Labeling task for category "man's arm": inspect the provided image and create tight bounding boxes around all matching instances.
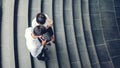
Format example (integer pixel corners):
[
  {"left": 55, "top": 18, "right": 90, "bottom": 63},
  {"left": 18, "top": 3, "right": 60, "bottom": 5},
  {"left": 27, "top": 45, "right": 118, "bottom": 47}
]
[
  {"left": 46, "top": 27, "right": 55, "bottom": 43},
  {"left": 51, "top": 35, "right": 55, "bottom": 43},
  {"left": 31, "top": 45, "right": 44, "bottom": 57},
  {"left": 46, "top": 19, "right": 53, "bottom": 29},
  {"left": 35, "top": 38, "right": 47, "bottom": 57},
  {"left": 31, "top": 39, "right": 47, "bottom": 57}
]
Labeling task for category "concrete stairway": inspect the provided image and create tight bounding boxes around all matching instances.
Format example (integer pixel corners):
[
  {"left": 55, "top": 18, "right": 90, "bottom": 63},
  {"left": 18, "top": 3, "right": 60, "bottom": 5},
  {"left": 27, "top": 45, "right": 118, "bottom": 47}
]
[{"left": 0, "top": 0, "right": 120, "bottom": 68}]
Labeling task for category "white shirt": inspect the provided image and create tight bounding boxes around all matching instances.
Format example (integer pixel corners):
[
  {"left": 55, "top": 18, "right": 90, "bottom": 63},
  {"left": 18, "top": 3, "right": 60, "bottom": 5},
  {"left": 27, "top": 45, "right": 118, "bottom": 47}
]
[
  {"left": 32, "top": 14, "right": 50, "bottom": 28},
  {"left": 25, "top": 27, "right": 43, "bottom": 57}
]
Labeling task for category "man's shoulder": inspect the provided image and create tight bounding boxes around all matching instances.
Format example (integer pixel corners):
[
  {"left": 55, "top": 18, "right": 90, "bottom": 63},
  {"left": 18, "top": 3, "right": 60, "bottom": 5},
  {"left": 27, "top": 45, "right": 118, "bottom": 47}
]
[
  {"left": 25, "top": 27, "right": 33, "bottom": 39},
  {"left": 25, "top": 27, "right": 33, "bottom": 33},
  {"left": 32, "top": 18, "right": 36, "bottom": 22},
  {"left": 25, "top": 27, "right": 33, "bottom": 30}
]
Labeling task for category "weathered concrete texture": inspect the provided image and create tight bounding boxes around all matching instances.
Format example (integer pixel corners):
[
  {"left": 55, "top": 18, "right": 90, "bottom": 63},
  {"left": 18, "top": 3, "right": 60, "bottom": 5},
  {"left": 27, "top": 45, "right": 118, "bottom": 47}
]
[
  {"left": 16, "top": 0, "right": 32, "bottom": 68},
  {"left": 29, "top": 0, "right": 41, "bottom": 23},
  {"left": 81, "top": 0, "right": 100, "bottom": 68},
  {"left": 1, "top": 0, "right": 15, "bottom": 68},
  {"left": 90, "top": 0, "right": 120, "bottom": 68},
  {"left": 53, "top": 0, "right": 71, "bottom": 68},
  {"left": 63, "top": 0, "right": 81, "bottom": 68},
  {"left": 0, "top": 0, "right": 120, "bottom": 68},
  {"left": 41, "top": 0, "right": 59, "bottom": 68}
]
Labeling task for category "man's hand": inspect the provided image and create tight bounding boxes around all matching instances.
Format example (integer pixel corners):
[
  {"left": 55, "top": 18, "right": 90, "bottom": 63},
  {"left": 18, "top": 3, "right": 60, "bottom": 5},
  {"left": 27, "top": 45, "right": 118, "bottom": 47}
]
[
  {"left": 46, "top": 19, "right": 53, "bottom": 29},
  {"left": 51, "top": 35, "right": 55, "bottom": 43},
  {"left": 40, "top": 36, "right": 47, "bottom": 46}
]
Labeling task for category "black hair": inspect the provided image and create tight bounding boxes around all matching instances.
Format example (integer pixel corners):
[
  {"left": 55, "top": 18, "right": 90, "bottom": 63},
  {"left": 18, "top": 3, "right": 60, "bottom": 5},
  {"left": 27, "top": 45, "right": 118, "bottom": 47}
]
[
  {"left": 33, "top": 25, "right": 46, "bottom": 36},
  {"left": 36, "top": 13, "right": 47, "bottom": 24}
]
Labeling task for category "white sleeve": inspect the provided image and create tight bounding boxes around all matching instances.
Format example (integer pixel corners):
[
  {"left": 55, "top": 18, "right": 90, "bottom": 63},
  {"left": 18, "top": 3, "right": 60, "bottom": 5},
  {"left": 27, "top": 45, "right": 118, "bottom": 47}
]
[
  {"left": 45, "top": 14, "right": 50, "bottom": 20},
  {"left": 25, "top": 28, "right": 30, "bottom": 39},
  {"left": 43, "top": 14, "right": 50, "bottom": 27},
  {"left": 30, "top": 46, "right": 44, "bottom": 57},
  {"left": 25, "top": 38, "right": 44, "bottom": 57},
  {"left": 45, "top": 14, "right": 54, "bottom": 31}
]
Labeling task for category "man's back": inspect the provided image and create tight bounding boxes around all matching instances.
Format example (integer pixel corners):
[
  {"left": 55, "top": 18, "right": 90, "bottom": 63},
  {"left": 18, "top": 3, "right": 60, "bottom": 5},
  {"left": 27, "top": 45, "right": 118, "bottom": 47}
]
[{"left": 25, "top": 27, "right": 43, "bottom": 57}]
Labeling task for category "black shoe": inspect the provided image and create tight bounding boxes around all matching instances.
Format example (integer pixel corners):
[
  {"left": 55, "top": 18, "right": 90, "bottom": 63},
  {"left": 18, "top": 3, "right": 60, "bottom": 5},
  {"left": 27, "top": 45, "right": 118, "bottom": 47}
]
[
  {"left": 37, "top": 56, "right": 49, "bottom": 61},
  {"left": 37, "top": 56, "right": 45, "bottom": 61}
]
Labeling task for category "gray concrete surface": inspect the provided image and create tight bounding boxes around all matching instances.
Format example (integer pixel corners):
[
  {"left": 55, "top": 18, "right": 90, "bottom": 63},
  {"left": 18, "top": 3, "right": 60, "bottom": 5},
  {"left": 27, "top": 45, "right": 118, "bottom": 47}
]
[
  {"left": 63, "top": 0, "right": 81, "bottom": 68},
  {"left": 53, "top": 0, "right": 71, "bottom": 68},
  {"left": 17, "top": 0, "right": 32, "bottom": 68},
  {"left": 42, "top": 0, "right": 59, "bottom": 68},
  {"left": 0, "top": 0, "right": 120, "bottom": 68},
  {"left": 1, "top": 0, "right": 15, "bottom": 68}
]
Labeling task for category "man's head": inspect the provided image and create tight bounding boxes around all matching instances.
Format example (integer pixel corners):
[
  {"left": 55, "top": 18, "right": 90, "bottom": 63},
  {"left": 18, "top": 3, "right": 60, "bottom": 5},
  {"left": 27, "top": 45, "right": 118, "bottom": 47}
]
[
  {"left": 36, "top": 13, "right": 47, "bottom": 25},
  {"left": 33, "top": 25, "right": 46, "bottom": 36}
]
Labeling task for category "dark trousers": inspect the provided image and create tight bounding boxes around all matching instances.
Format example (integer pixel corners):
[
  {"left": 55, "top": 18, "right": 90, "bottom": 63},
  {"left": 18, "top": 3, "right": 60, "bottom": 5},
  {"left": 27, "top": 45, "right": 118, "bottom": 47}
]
[{"left": 37, "top": 45, "right": 48, "bottom": 60}]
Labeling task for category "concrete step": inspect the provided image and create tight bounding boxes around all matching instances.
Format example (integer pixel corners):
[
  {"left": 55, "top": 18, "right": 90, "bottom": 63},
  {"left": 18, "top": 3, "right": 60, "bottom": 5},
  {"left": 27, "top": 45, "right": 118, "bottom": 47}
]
[
  {"left": 89, "top": 0, "right": 116, "bottom": 68},
  {"left": 1, "top": 0, "right": 15, "bottom": 68},
  {"left": 81, "top": 0, "right": 100, "bottom": 68},
  {"left": 29, "top": 0, "right": 41, "bottom": 24},
  {"left": 63, "top": 0, "right": 81, "bottom": 68},
  {"left": 41, "top": 0, "right": 59, "bottom": 68},
  {"left": 72, "top": 0, "right": 92, "bottom": 68},
  {"left": 53, "top": 0, "right": 71, "bottom": 68},
  {"left": 15, "top": 0, "right": 32, "bottom": 68},
  {"left": 0, "top": 0, "right": 120, "bottom": 68}
]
